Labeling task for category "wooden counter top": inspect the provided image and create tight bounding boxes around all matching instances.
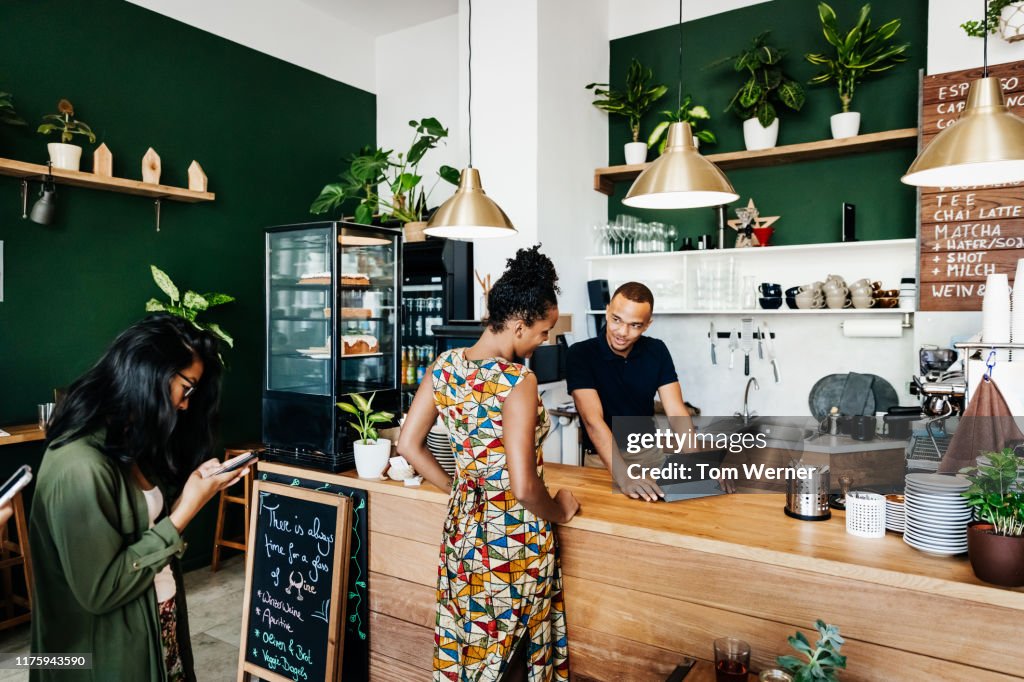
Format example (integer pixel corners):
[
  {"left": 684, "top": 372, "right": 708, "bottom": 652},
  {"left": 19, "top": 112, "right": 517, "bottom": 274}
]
[
  {"left": 0, "top": 424, "right": 45, "bottom": 447},
  {"left": 323, "top": 462, "right": 1024, "bottom": 611}
]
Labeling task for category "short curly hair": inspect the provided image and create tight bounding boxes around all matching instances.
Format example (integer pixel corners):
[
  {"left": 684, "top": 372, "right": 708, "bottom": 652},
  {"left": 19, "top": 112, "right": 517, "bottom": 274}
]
[{"left": 485, "top": 245, "right": 560, "bottom": 332}]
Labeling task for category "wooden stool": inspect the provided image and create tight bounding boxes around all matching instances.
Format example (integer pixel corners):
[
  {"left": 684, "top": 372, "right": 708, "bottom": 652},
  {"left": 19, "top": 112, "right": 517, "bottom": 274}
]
[
  {"left": 211, "top": 446, "right": 257, "bottom": 573},
  {"left": 0, "top": 490, "right": 33, "bottom": 630}
]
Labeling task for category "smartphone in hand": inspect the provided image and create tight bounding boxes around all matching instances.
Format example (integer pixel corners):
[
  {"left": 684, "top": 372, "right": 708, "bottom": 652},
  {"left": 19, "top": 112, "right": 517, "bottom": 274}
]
[
  {"left": 204, "top": 452, "right": 257, "bottom": 478},
  {"left": 0, "top": 465, "right": 33, "bottom": 506}
]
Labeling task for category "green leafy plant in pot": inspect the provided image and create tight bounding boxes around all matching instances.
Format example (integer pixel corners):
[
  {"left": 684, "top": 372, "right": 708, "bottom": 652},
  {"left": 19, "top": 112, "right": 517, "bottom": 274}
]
[
  {"left": 37, "top": 99, "right": 96, "bottom": 171},
  {"left": 805, "top": 2, "right": 910, "bottom": 139},
  {"left": 310, "top": 117, "right": 459, "bottom": 241},
  {"left": 962, "top": 0, "right": 1024, "bottom": 42},
  {"left": 776, "top": 619, "right": 847, "bottom": 682},
  {"left": 646, "top": 95, "right": 716, "bottom": 154},
  {"left": 586, "top": 58, "right": 668, "bottom": 165},
  {"left": 717, "top": 31, "right": 805, "bottom": 151},
  {"left": 960, "top": 448, "right": 1024, "bottom": 586},
  {"left": 0, "top": 90, "right": 25, "bottom": 132},
  {"left": 339, "top": 392, "right": 395, "bottom": 479}
]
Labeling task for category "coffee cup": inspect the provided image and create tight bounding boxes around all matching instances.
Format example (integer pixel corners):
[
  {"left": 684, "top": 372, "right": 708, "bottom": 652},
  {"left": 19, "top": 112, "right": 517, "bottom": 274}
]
[
  {"left": 875, "top": 297, "right": 899, "bottom": 308},
  {"left": 795, "top": 293, "right": 822, "bottom": 309},
  {"left": 823, "top": 280, "right": 848, "bottom": 294},
  {"left": 849, "top": 278, "right": 879, "bottom": 291},
  {"left": 848, "top": 284, "right": 873, "bottom": 297},
  {"left": 785, "top": 296, "right": 799, "bottom": 309},
  {"left": 825, "top": 274, "right": 846, "bottom": 286},
  {"left": 759, "top": 283, "right": 782, "bottom": 297},
  {"left": 759, "top": 296, "right": 784, "bottom": 309},
  {"left": 851, "top": 295, "right": 876, "bottom": 309},
  {"left": 785, "top": 286, "right": 802, "bottom": 298},
  {"left": 826, "top": 294, "right": 850, "bottom": 309}
]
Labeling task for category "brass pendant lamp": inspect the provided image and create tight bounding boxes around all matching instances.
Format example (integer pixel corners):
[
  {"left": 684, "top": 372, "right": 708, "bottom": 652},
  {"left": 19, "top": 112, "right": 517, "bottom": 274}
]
[
  {"left": 424, "top": 0, "right": 516, "bottom": 240},
  {"left": 902, "top": 0, "right": 1024, "bottom": 186},
  {"left": 623, "top": 0, "right": 738, "bottom": 209}
]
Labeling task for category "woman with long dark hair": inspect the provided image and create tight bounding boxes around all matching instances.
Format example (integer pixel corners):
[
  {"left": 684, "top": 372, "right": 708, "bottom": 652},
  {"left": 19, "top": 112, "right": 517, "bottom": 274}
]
[
  {"left": 399, "top": 245, "right": 580, "bottom": 682},
  {"left": 29, "top": 313, "right": 249, "bottom": 682}
]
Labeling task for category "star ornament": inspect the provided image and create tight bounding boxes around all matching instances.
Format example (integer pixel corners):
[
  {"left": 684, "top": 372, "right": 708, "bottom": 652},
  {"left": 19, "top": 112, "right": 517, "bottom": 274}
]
[{"left": 727, "top": 198, "right": 779, "bottom": 247}]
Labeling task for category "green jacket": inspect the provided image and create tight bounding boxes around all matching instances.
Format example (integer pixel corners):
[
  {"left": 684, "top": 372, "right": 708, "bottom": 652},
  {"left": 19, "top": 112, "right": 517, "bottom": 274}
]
[{"left": 29, "top": 432, "right": 196, "bottom": 682}]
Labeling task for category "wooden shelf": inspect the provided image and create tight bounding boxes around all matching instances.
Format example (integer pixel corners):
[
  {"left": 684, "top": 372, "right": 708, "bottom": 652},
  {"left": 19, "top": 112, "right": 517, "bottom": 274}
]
[
  {"left": 0, "top": 156, "right": 214, "bottom": 203},
  {"left": 0, "top": 424, "right": 45, "bottom": 447},
  {"left": 594, "top": 128, "right": 919, "bottom": 195}
]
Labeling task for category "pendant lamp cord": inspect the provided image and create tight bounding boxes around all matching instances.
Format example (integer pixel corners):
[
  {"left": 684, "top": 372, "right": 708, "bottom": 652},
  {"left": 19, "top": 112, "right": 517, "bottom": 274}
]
[
  {"left": 677, "top": 0, "right": 683, "bottom": 110},
  {"left": 468, "top": 0, "right": 474, "bottom": 168},
  {"left": 983, "top": 0, "right": 989, "bottom": 77}
]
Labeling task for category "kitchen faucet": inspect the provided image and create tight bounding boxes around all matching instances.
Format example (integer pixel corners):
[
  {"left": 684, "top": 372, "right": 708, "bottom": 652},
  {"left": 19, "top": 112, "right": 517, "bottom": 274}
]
[{"left": 737, "top": 377, "right": 759, "bottom": 424}]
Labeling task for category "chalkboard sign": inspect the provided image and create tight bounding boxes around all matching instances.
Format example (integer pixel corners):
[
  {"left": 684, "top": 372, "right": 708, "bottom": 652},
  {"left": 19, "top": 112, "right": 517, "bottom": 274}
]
[
  {"left": 237, "top": 482, "right": 352, "bottom": 682},
  {"left": 919, "top": 60, "right": 1024, "bottom": 311}
]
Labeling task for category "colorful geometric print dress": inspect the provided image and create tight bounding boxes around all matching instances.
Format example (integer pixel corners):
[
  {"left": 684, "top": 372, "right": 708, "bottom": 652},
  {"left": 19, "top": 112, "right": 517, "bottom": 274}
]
[{"left": 431, "top": 348, "right": 570, "bottom": 682}]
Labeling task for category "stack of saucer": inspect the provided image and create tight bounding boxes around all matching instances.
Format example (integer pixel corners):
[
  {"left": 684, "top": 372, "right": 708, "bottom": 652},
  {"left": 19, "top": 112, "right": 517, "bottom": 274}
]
[
  {"left": 884, "top": 494, "right": 905, "bottom": 533},
  {"left": 902, "top": 473, "right": 972, "bottom": 556},
  {"left": 427, "top": 426, "right": 457, "bottom": 475}
]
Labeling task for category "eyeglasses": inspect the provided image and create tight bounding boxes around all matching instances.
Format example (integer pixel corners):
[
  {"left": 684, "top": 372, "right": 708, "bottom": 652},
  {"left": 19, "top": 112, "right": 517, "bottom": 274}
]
[{"left": 176, "top": 372, "right": 198, "bottom": 399}]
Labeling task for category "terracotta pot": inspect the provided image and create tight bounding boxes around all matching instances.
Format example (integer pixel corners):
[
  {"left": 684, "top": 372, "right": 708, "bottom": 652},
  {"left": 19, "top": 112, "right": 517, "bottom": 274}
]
[
  {"left": 404, "top": 221, "right": 427, "bottom": 242},
  {"left": 967, "top": 521, "right": 1024, "bottom": 587}
]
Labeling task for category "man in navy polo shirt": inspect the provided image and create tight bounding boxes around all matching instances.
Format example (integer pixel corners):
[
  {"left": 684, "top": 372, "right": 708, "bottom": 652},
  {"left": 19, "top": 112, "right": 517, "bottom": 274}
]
[{"left": 567, "top": 281, "right": 693, "bottom": 502}]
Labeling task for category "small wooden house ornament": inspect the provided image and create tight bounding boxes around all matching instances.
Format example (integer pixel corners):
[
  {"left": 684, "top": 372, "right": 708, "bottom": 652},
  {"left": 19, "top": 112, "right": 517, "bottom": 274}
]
[
  {"left": 142, "top": 147, "right": 161, "bottom": 184},
  {"left": 92, "top": 143, "right": 113, "bottom": 177},
  {"left": 187, "top": 161, "right": 208, "bottom": 192}
]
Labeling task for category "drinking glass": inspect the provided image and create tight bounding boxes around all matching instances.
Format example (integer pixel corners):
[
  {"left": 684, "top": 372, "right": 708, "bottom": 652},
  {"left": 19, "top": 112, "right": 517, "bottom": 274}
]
[{"left": 714, "top": 637, "right": 751, "bottom": 682}]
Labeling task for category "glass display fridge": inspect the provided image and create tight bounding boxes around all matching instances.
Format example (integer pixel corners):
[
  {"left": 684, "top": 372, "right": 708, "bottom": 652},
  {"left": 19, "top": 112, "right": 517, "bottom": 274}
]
[{"left": 262, "top": 221, "right": 401, "bottom": 471}]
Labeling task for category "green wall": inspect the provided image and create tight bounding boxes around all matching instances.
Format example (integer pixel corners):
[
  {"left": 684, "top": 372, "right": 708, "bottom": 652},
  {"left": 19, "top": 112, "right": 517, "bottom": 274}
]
[
  {"left": 607, "top": 0, "right": 928, "bottom": 244},
  {"left": 0, "top": 0, "right": 375, "bottom": 569}
]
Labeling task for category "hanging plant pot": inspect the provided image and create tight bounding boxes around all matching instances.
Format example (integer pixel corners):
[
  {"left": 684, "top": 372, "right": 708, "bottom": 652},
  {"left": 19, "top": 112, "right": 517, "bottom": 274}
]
[
  {"left": 1000, "top": 2, "right": 1024, "bottom": 42},
  {"left": 624, "top": 141, "right": 648, "bottom": 165},
  {"left": 47, "top": 142, "right": 83, "bottom": 171},
  {"left": 830, "top": 112, "right": 862, "bottom": 139},
  {"left": 742, "top": 117, "right": 779, "bottom": 151},
  {"left": 967, "top": 521, "right": 1024, "bottom": 587}
]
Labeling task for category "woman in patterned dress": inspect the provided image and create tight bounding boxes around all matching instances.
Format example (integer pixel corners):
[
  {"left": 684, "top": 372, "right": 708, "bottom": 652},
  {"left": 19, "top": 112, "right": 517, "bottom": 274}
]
[{"left": 399, "top": 246, "right": 580, "bottom": 682}]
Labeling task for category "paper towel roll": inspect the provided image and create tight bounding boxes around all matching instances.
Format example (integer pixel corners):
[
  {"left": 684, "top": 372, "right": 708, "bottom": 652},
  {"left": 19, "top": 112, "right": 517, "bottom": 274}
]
[
  {"left": 841, "top": 318, "right": 904, "bottom": 337},
  {"left": 984, "top": 273, "right": 1011, "bottom": 361}
]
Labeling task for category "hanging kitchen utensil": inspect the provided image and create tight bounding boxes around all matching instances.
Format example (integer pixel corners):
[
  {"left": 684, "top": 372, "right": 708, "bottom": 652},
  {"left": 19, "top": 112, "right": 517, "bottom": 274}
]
[
  {"left": 740, "top": 318, "right": 754, "bottom": 376},
  {"left": 709, "top": 321, "right": 717, "bottom": 365},
  {"left": 728, "top": 328, "right": 738, "bottom": 370}
]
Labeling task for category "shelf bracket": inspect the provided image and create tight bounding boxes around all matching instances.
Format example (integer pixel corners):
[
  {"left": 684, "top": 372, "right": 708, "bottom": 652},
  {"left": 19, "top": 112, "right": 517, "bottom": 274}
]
[
  {"left": 20, "top": 179, "right": 27, "bottom": 219},
  {"left": 154, "top": 198, "right": 161, "bottom": 232}
]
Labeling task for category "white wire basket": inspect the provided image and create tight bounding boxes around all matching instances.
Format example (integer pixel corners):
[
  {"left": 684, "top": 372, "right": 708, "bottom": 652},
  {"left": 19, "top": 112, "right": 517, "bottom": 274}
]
[{"left": 845, "top": 491, "right": 886, "bottom": 538}]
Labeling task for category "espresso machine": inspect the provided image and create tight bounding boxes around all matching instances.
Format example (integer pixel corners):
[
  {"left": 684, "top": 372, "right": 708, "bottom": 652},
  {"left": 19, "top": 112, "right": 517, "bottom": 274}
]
[{"left": 906, "top": 346, "right": 966, "bottom": 472}]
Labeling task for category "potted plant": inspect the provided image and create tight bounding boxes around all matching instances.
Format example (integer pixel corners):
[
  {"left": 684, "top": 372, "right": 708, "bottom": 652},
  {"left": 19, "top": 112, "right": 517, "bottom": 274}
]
[
  {"left": 646, "top": 95, "right": 717, "bottom": 154},
  {"left": 960, "top": 448, "right": 1024, "bottom": 587},
  {"left": 145, "top": 265, "right": 235, "bottom": 349},
  {"left": 776, "top": 619, "right": 847, "bottom": 682},
  {"left": 962, "top": 1, "right": 1024, "bottom": 42},
  {"left": 36, "top": 99, "right": 96, "bottom": 171},
  {"left": 586, "top": 58, "right": 668, "bottom": 164},
  {"left": 805, "top": 3, "right": 910, "bottom": 139},
  {"left": 718, "top": 32, "right": 805, "bottom": 151},
  {"left": 338, "top": 392, "right": 395, "bottom": 479},
  {"left": 310, "top": 117, "right": 459, "bottom": 241}
]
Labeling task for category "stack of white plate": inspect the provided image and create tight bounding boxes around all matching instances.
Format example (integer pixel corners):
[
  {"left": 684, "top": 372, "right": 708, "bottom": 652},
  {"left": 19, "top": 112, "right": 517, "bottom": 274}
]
[
  {"left": 427, "top": 426, "right": 457, "bottom": 475},
  {"left": 884, "top": 494, "right": 905, "bottom": 533},
  {"left": 902, "top": 473, "right": 972, "bottom": 556}
]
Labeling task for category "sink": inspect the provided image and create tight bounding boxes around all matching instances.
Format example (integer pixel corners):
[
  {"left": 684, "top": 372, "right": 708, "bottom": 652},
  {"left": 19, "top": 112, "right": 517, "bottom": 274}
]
[{"left": 739, "top": 422, "right": 815, "bottom": 443}]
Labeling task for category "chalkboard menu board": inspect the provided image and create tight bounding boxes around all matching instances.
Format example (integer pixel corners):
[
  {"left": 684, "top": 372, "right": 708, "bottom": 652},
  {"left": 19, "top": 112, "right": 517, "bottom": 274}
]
[
  {"left": 919, "top": 60, "right": 1024, "bottom": 311},
  {"left": 237, "top": 482, "right": 352, "bottom": 682}
]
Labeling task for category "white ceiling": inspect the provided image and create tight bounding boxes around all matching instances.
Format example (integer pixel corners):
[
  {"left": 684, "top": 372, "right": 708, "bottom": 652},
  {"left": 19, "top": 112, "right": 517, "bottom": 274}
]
[{"left": 300, "top": 0, "right": 458, "bottom": 38}]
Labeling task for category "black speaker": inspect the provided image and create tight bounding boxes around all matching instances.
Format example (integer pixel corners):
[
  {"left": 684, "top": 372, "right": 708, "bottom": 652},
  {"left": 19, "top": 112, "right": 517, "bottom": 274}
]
[
  {"left": 588, "top": 279, "right": 610, "bottom": 310},
  {"left": 842, "top": 202, "right": 856, "bottom": 242}
]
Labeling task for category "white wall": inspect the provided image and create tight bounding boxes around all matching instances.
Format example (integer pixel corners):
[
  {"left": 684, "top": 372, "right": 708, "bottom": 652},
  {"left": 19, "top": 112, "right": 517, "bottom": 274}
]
[
  {"left": 537, "top": 0, "right": 611, "bottom": 332},
  {"left": 375, "top": 15, "right": 461, "bottom": 209},
  {"left": 607, "top": 0, "right": 770, "bottom": 40},
  {"left": 126, "top": 0, "right": 377, "bottom": 93},
  {"left": 928, "top": 0, "right": 1024, "bottom": 73}
]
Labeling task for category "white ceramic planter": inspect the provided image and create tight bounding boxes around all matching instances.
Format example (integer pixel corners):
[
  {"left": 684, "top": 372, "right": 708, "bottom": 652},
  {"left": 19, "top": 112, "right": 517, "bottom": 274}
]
[
  {"left": 830, "top": 111, "right": 861, "bottom": 139},
  {"left": 47, "top": 142, "right": 82, "bottom": 171},
  {"left": 354, "top": 438, "right": 391, "bottom": 479},
  {"left": 692, "top": 135, "right": 700, "bottom": 149},
  {"left": 742, "top": 117, "right": 779, "bottom": 151},
  {"left": 624, "top": 141, "right": 648, "bottom": 165}
]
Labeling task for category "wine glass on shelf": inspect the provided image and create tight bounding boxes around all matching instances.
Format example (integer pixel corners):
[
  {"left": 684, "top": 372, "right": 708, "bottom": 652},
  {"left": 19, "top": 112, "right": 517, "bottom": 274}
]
[{"left": 664, "top": 223, "right": 677, "bottom": 251}]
